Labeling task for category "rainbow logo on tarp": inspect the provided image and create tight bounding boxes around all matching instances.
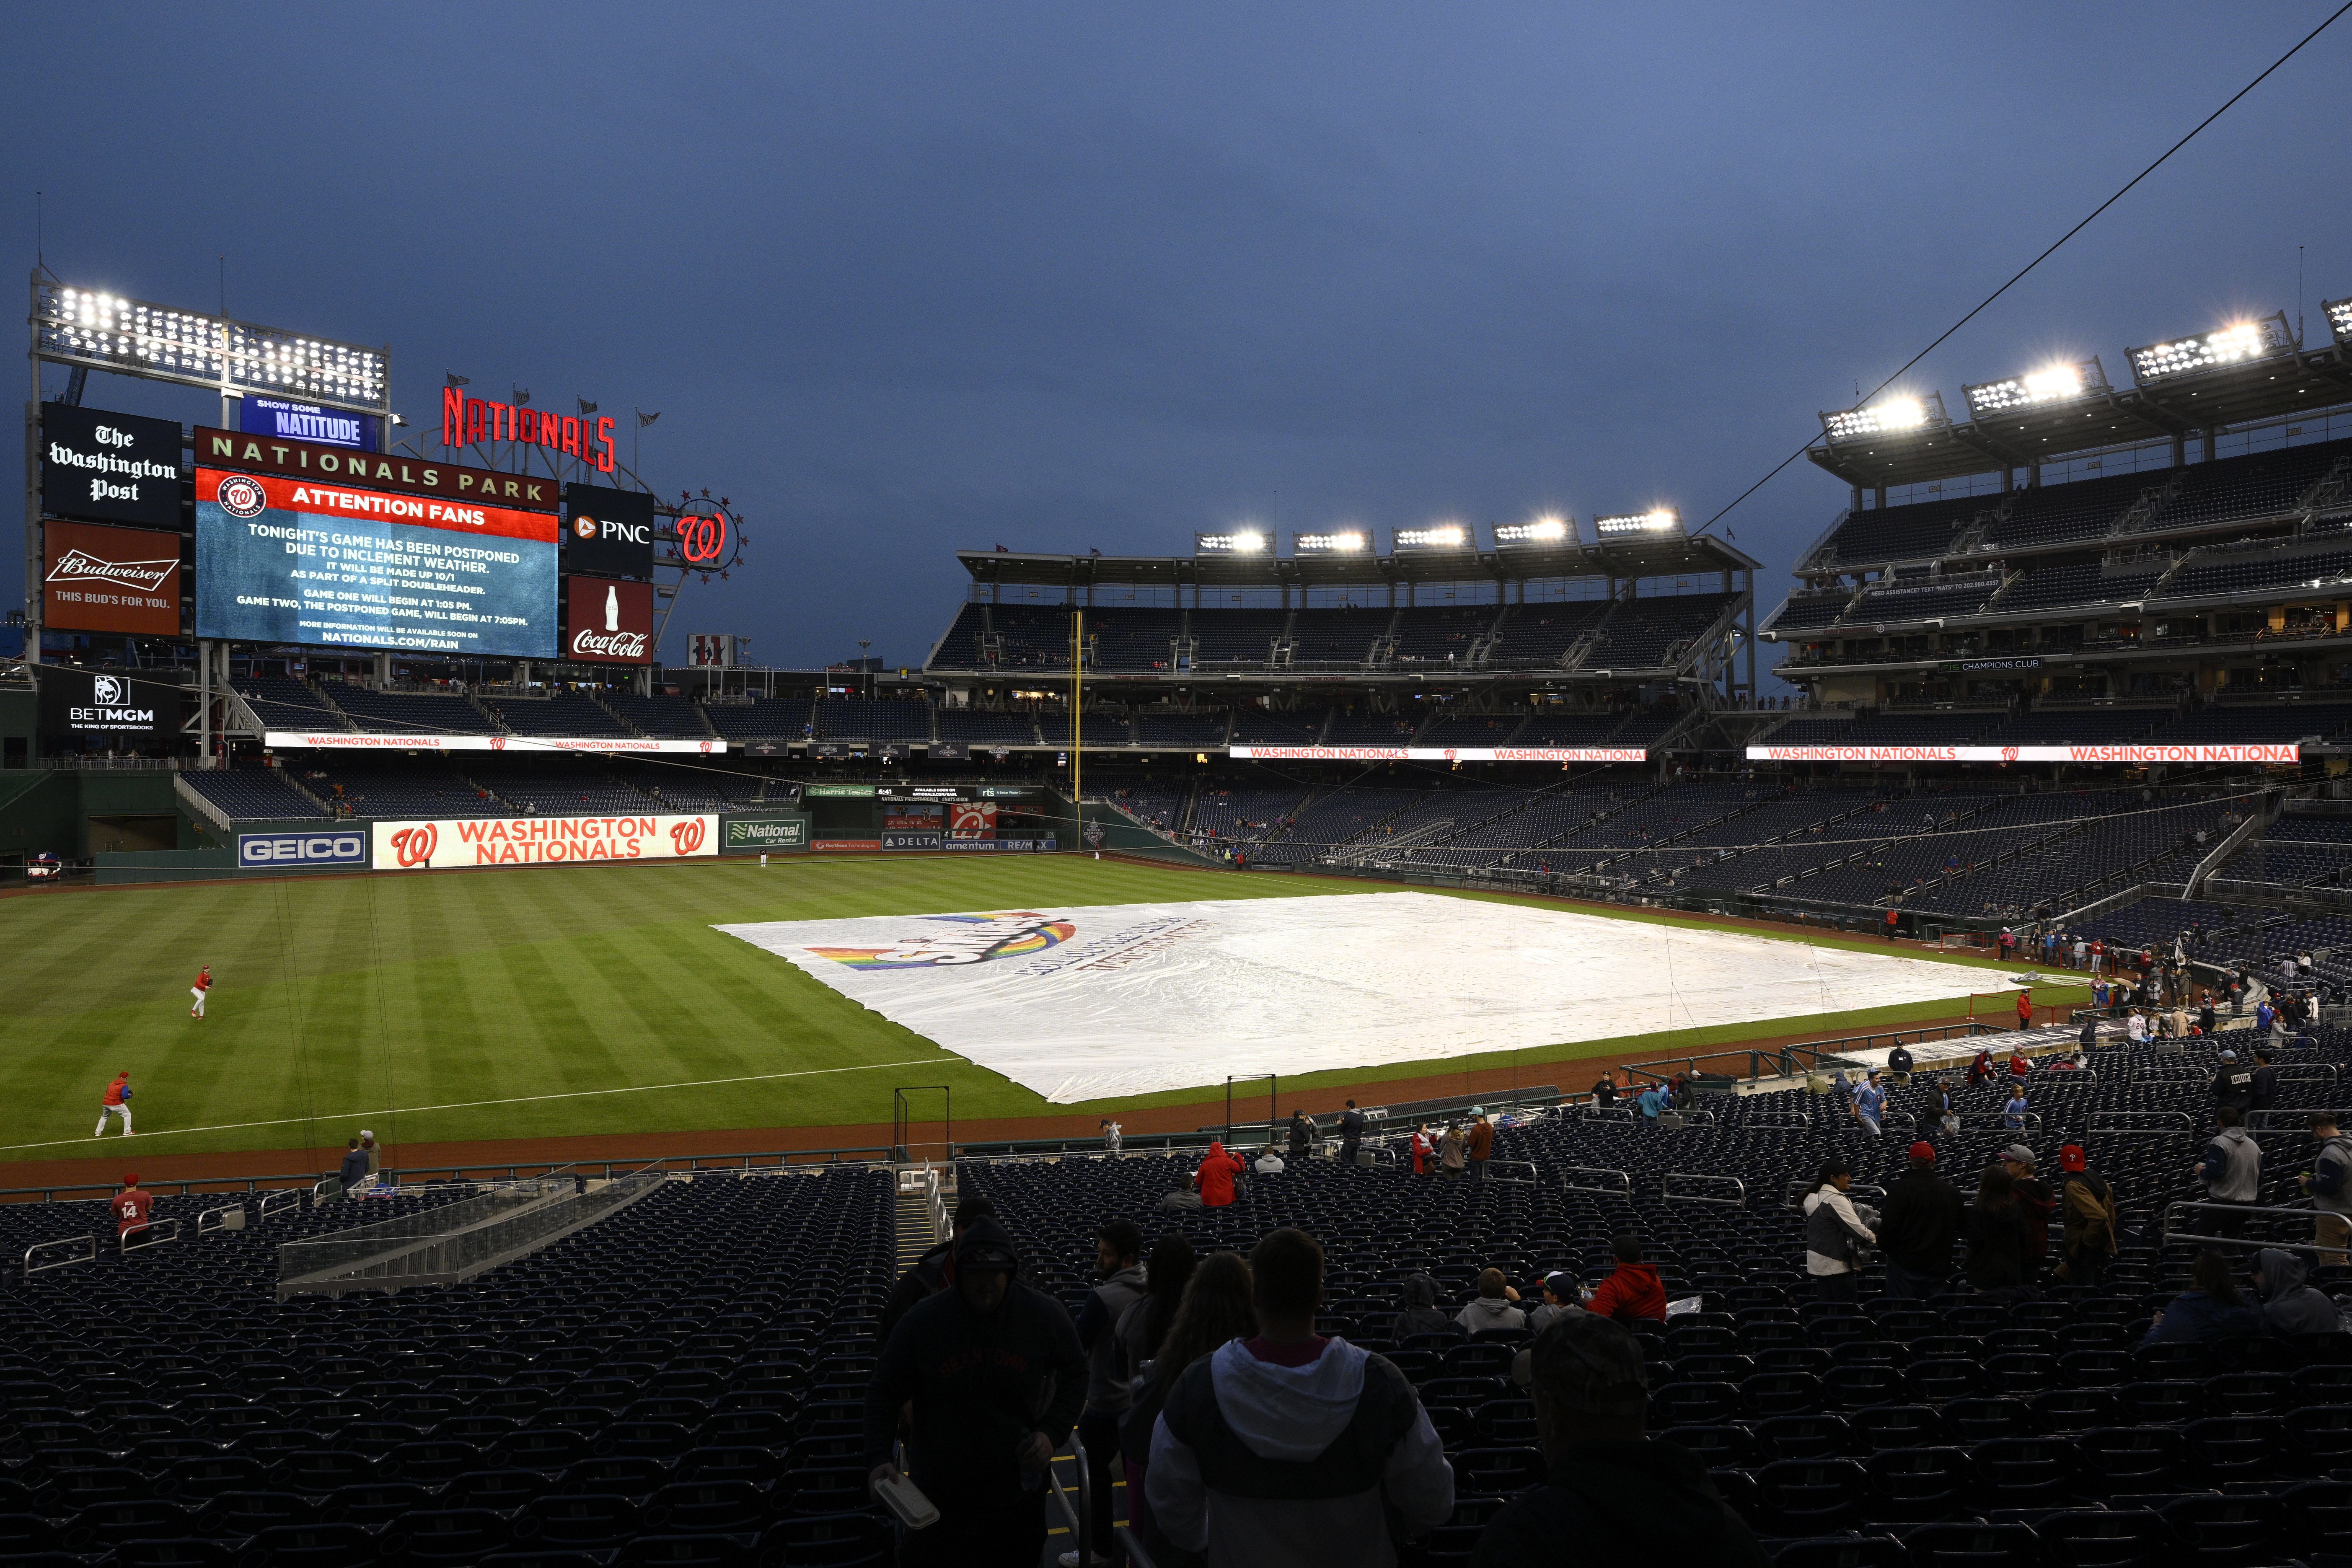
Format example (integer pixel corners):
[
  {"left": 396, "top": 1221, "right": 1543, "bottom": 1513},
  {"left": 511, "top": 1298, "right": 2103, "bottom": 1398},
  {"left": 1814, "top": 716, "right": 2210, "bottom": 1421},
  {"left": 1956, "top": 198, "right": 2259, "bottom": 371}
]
[{"left": 811, "top": 911, "right": 1076, "bottom": 969}]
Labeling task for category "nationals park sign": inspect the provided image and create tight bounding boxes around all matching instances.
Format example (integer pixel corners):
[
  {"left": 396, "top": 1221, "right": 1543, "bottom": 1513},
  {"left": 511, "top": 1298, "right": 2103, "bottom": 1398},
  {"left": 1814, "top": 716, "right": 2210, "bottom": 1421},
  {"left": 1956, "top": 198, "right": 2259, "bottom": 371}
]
[{"left": 374, "top": 813, "right": 718, "bottom": 870}]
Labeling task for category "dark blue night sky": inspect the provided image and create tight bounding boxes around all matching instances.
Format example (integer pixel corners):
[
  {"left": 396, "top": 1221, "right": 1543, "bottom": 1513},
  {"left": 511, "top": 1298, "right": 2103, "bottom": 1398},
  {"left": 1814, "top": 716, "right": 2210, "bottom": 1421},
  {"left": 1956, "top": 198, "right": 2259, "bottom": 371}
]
[{"left": 7, "top": 4, "right": 2348, "bottom": 682}]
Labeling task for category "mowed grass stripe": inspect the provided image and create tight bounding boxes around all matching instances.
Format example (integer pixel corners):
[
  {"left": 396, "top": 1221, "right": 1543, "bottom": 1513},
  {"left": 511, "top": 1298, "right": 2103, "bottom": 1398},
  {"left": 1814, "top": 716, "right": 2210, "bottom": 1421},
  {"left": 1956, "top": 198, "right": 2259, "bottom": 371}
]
[{"left": 0, "top": 858, "right": 2066, "bottom": 1155}]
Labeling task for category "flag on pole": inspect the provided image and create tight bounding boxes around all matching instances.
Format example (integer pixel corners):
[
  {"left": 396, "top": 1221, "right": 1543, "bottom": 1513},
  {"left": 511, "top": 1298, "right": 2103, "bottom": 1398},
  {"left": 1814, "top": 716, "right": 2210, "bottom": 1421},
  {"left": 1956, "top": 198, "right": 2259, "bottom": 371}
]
[
  {"left": 445, "top": 371, "right": 471, "bottom": 386},
  {"left": 512, "top": 386, "right": 530, "bottom": 404},
  {"left": 577, "top": 398, "right": 598, "bottom": 416},
  {"left": 636, "top": 409, "right": 660, "bottom": 427}
]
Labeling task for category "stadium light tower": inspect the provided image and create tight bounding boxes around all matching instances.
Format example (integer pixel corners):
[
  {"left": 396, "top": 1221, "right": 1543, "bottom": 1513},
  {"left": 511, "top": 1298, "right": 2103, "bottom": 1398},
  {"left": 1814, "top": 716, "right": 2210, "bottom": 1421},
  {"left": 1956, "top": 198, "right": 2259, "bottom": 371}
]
[
  {"left": 1393, "top": 523, "right": 1470, "bottom": 550},
  {"left": 1293, "top": 529, "right": 1369, "bottom": 554},
  {"left": 1820, "top": 391, "right": 1948, "bottom": 443},
  {"left": 2127, "top": 312, "right": 2295, "bottom": 383},
  {"left": 1962, "top": 356, "right": 2109, "bottom": 417},
  {"left": 2324, "top": 296, "right": 2352, "bottom": 347},
  {"left": 1195, "top": 529, "right": 1267, "bottom": 554}
]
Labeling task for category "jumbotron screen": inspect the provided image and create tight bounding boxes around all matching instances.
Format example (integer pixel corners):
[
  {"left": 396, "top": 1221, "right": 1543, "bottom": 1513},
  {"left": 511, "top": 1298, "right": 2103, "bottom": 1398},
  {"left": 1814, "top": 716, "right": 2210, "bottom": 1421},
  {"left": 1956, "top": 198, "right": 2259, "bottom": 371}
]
[{"left": 194, "top": 468, "right": 558, "bottom": 656}]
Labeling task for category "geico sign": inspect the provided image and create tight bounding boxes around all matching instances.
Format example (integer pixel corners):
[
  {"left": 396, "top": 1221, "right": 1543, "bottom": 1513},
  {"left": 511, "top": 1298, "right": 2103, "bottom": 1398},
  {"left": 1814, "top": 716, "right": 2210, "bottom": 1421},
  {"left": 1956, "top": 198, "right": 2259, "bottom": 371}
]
[
  {"left": 238, "top": 831, "right": 367, "bottom": 867},
  {"left": 372, "top": 812, "right": 720, "bottom": 870}
]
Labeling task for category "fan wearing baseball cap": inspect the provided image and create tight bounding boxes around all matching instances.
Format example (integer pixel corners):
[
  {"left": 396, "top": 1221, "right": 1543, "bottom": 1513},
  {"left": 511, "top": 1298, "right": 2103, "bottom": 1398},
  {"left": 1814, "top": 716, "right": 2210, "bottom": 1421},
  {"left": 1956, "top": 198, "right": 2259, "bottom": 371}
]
[
  {"left": 1876, "top": 1141, "right": 1963, "bottom": 1299},
  {"left": 2054, "top": 1145, "right": 2119, "bottom": 1291},
  {"left": 111, "top": 1174, "right": 153, "bottom": 1248}
]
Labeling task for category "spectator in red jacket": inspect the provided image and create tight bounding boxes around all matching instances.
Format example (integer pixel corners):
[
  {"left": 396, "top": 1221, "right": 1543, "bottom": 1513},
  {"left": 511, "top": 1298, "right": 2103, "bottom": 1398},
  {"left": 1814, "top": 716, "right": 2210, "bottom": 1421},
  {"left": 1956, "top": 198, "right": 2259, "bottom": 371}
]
[
  {"left": 1584, "top": 1233, "right": 1667, "bottom": 1323},
  {"left": 112, "top": 1174, "right": 153, "bottom": 1245},
  {"left": 1193, "top": 1142, "right": 1246, "bottom": 1208},
  {"left": 2015, "top": 988, "right": 2032, "bottom": 1030}
]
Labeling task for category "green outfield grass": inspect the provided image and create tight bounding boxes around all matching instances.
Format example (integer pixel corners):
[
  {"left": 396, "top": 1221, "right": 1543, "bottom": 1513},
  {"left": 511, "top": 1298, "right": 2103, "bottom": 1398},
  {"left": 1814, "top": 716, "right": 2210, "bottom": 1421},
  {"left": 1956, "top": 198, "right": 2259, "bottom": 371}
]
[{"left": 0, "top": 858, "right": 2082, "bottom": 1159}]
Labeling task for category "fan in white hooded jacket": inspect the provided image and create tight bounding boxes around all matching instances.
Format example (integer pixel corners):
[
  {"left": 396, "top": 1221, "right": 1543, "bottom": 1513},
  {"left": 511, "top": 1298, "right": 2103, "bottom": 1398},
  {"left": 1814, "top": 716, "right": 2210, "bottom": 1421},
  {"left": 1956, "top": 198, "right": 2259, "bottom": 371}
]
[
  {"left": 1149, "top": 1335, "right": 1456, "bottom": 1568},
  {"left": 1803, "top": 1185, "right": 1876, "bottom": 1277}
]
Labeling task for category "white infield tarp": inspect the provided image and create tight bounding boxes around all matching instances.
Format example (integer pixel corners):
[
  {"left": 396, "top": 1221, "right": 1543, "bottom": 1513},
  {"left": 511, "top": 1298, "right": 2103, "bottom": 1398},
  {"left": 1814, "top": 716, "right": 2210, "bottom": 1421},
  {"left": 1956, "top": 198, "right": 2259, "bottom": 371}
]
[{"left": 715, "top": 892, "right": 2008, "bottom": 1103}]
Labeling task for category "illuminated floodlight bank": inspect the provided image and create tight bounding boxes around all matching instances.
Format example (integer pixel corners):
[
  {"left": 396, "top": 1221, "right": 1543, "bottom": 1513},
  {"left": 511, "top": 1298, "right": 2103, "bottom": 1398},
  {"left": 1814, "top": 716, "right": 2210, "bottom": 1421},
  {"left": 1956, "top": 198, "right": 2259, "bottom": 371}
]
[
  {"left": 1593, "top": 509, "right": 1682, "bottom": 538},
  {"left": 2127, "top": 313, "right": 2293, "bottom": 383},
  {"left": 1394, "top": 523, "right": 1470, "bottom": 549},
  {"left": 1294, "top": 530, "right": 1368, "bottom": 553},
  {"left": 1495, "top": 515, "right": 1572, "bottom": 544},
  {"left": 1821, "top": 391, "right": 1947, "bottom": 443},
  {"left": 36, "top": 282, "right": 389, "bottom": 413},
  {"left": 1964, "top": 357, "right": 2109, "bottom": 415},
  {"left": 1195, "top": 530, "right": 1266, "bottom": 554},
  {"left": 2326, "top": 298, "right": 2352, "bottom": 347}
]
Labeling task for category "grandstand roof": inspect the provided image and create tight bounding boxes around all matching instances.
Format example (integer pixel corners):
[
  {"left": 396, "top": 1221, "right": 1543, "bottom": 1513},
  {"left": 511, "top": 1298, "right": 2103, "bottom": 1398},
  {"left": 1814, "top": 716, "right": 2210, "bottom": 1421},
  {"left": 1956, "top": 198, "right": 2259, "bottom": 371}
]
[
  {"left": 957, "top": 532, "right": 1759, "bottom": 591},
  {"left": 1808, "top": 341, "right": 2352, "bottom": 489}
]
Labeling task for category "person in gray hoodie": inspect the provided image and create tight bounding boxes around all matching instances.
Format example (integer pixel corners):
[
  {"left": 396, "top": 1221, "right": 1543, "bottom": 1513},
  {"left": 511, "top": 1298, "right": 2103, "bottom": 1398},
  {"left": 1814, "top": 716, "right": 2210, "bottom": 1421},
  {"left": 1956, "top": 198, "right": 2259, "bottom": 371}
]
[
  {"left": 1070, "top": 1221, "right": 1149, "bottom": 1568},
  {"left": 1455, "top": 1269, "right": 1526, "bottom": 1335},
  {"left": 2195, "top": 1107, "right": 2264, "bottom": 1239},
  {"left": 1149, "top": 1227, "right": 1456, "bottom": 1568},
  {"left": 2249, "top": 1247, "right": 2346, "bottom": 1337},
  {"left": 1387, "top": 1273, "right": 1455, "bottom": 1342}
]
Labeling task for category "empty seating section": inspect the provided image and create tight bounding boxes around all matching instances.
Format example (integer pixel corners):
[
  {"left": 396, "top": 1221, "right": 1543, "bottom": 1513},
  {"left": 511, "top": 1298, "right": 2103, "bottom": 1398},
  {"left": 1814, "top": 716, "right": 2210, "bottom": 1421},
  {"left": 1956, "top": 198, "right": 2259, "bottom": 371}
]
[
  {"left": 461, "top": 763, "right": 657, "bottom": 816},
  {"left": 1189, "top": 608, "right": 1290, "bottom": 667},
  {"left": 0, "top": 1171, "right": 894, "bottom": 1568},
  {"left": 2157, "top": 701, "right": 2352, "bottom": 745},
  {"left": 609, "top": 761, "right": 763, "bottom": 813},
  {"left": 1974, "top": 708, "right": 2171, "bottom": 746},
  {"left": 1848, "top": 573, "right": 2004, "bottom": 622},
  {"left": 1907, "top": 794, "right": 2228, "bottom": 919},
  {"left": 1187, "top": 784, "right": 1312, "bottom": 849},
  {"left": 1766, "top": 592, "right": 1855, "bottom": 634},
  {"left": 1089, "top": 769, "right": 1189, "bottom": 833},
  {"left": 1390, "top": 606, "right": 1500, "bottom": 665},
  {"left": 1396, "top": 785, "right": 1628, "bottom": 872},
  {"left": 2158, "top": 441, "right": 2344, "bottom": 528},
  {"left": 1416, "top": 714, "right": 1522, "bottom": 748},
  {"left": 932, "top": 709, "right": 1039, "bottom": 746},
  {"left": 702, "top": 699, "right": 813, "bottom": 743},
  {"left": 1670, "top": 789, "right": 1884, "bottom": 892},
  {"left": 1588, "top": 593, "right": 1735, "bottom": 669},
  {"left": 180, "top": 766, "right": 333, "bottom": 821},
  {"left": 1133, "top": 712, "right": 1229, "bottom": 748},
  {"left": 1487, "top": 601, "right": 1609, "bottom": 665},
  {"left": 2157, "top": 543, "right": 2352, "bottom": 602},
  {"left": 235, "top": 678, "right": 349, "bottom": 731},
  {"left": 1254, "top": 784, "right": 1425, "bottom": 862},
  {"left": 1324, "top": 710, "right": 1424, "bottom": 745},
  {"left": 1814, "top": 496, "right": 1984, "bottom": 565},
  {"left": 301, "top": 764, "right": 522, "bottom": 818},
  {"left": 812, "top": 700, "right": 931, "bottom": 744},
  {"left": 1287, "top": 607, "right": 1392, "bottom": 666},
  {"left": 1993, "top": 562, "right": 2162, "bottom": 613},
  {"left": 1229, "top": 707, "right": 1328, "bottom": 745},
  {"left": 1085, "top": 608, "right": 1183, "bottom": 671},
  {"left": 604, "top": 693, "right": 717, "bottom": 739},
  {"left": 1513, "top": 711, "right": 1635, "bottom": 746},
  {"left": 1984, "top": 471, "right": 2150, "bottom": 546},
  {"left": 988, "top": 604, "right": 1074, "bottom": 669},
  {"left": 484, "top": 693, "right": 631, "bottom": 737},
  {"left": 926, "top": 603, "right": 991, "bottom": 668},
  {"left": 329, "top": 687, "right": 495, "bottom": 736},
  {"left": 1606, "top": 709, "right": 1684, "bottom": 747}
]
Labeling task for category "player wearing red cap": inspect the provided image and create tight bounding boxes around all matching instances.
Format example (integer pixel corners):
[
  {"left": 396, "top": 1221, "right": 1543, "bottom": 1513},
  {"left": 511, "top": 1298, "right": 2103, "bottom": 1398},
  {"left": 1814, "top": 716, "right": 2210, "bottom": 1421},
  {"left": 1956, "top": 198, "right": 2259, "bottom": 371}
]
[
  {"left": 94, "top": 1071, "right": 133, "bottom": 1138},
  {"left": 190, "top": 965, "right": 211, "bottom": 1019},
  {"left": 1877, "top": 1141, "right": 1964, "bottom": 1299},
  {"left": 111, "top": 1173, "right": 153, "bottom": 1250}
]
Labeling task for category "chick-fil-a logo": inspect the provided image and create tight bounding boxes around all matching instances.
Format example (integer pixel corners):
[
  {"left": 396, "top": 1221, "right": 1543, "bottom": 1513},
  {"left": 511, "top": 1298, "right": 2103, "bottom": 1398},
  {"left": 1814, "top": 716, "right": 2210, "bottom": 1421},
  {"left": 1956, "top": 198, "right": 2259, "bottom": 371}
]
[
  {"left": 391, "top": 823, "right": 439, "bottom": 867},
  {"left": 670, "top": 818, "right": 707, "bottom": 854}
]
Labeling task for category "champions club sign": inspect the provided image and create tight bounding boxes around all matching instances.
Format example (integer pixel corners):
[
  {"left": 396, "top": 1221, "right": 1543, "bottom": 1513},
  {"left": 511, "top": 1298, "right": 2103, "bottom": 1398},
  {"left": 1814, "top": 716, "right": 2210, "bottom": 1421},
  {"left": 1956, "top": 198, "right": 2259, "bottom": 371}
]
[
  {"left": 373, "top": 812, "right": 719, "bottom": 870},
  {"left": 1746, "top": 743, "right": 2303, "bottom": 764}
]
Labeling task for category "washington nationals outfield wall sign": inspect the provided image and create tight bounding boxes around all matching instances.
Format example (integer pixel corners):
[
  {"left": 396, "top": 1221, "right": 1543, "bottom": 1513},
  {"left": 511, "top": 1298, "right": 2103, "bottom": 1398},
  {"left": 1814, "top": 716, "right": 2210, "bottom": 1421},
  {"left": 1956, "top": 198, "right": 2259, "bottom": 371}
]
[{"left": 372, "top": 813, "right": 719, "bottom": 870}]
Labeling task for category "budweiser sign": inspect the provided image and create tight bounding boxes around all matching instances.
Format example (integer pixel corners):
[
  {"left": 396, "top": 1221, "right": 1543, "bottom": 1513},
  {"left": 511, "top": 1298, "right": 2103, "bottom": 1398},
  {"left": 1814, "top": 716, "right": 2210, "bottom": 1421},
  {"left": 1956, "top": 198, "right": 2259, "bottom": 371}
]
[
  {"left": 41, "top": 521, "right": 185, "bottom": 635},
  {"left": 566, "top": 575, "right": 655, "bottom": 665},
  {"left": 47, "top": 546, "right": 178, "bottom": 594}
]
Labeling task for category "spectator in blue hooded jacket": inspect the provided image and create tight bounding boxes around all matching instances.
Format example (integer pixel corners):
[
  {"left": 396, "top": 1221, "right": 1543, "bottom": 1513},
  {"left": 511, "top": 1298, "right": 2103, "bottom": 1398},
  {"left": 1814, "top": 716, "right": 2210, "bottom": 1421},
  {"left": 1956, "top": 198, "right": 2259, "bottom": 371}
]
[{"left": 2142, "top": 1249, "right": 2264, "bottom": 1348}]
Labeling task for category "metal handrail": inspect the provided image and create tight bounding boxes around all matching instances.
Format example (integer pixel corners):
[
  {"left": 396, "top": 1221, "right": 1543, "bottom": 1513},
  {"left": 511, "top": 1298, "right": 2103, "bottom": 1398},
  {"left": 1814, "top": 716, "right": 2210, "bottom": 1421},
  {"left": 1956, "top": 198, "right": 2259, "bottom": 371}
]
[
  {"left": 256, "top": 1189, "right": 303, "bottom": 1222},
  {"left": 2276, "top": 1063, "right": 2342, "bottom": 1081},
  {"left": 24, "top": 1235, "right": 95, "bottom": 1278},
  {"left": 122, "top": 1217, "right": 181, "bottom": 1253},
  {"left": 1562, "top": 1167, "right": 1631, "bottom": 1195},
  {"left": 1662, "top": 1172, "right": 1747, "bottom": 1207},
  {"left": 1578, "top": 1105, "right": 1635, "bottom": 1124},
  {"left": 2086, "top": 1110, "right": 2195, "bottom": 1133},
  {"left": 195, "top": 1202, "right": 246, "bottom": 1235},
  {"left": 1047, "top": 1435, "right": 1092, "bottom": 1568},
  {"left": 2162, "top": 1199, "right": 2336, "bottom": 1250},
  {"left": 2251, "top": 1107, "right": 2352, "bottom": 1130},
  {"left": 1120, "top": 1527, "right": 1162, "bottom": 1568},
  {"left": 1484, "top": 1160, "right": 1539, "bottom": 1185}
]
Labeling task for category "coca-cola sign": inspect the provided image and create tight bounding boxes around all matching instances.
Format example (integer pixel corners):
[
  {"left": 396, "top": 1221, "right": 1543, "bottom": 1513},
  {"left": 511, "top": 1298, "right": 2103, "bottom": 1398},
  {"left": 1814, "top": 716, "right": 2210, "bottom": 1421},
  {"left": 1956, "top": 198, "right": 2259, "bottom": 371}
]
[{"left": 564, "top": 575, "right": 655, "bottom": 665}]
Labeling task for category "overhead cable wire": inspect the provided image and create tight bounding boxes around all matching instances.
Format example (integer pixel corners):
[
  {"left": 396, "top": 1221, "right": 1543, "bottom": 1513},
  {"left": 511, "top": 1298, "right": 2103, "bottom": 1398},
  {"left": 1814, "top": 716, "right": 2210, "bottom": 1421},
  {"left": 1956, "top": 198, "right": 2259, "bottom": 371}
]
[{"left": 1692, "top": 1, "right": 2352, "bottom": 541}]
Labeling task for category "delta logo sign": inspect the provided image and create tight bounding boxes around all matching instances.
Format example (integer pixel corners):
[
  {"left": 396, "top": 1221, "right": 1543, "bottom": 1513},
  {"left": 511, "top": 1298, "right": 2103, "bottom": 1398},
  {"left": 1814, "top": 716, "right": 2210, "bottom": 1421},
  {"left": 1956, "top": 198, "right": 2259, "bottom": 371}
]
[{"left": 810, "top": 911, "right": 1075, "bottom": 970}]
